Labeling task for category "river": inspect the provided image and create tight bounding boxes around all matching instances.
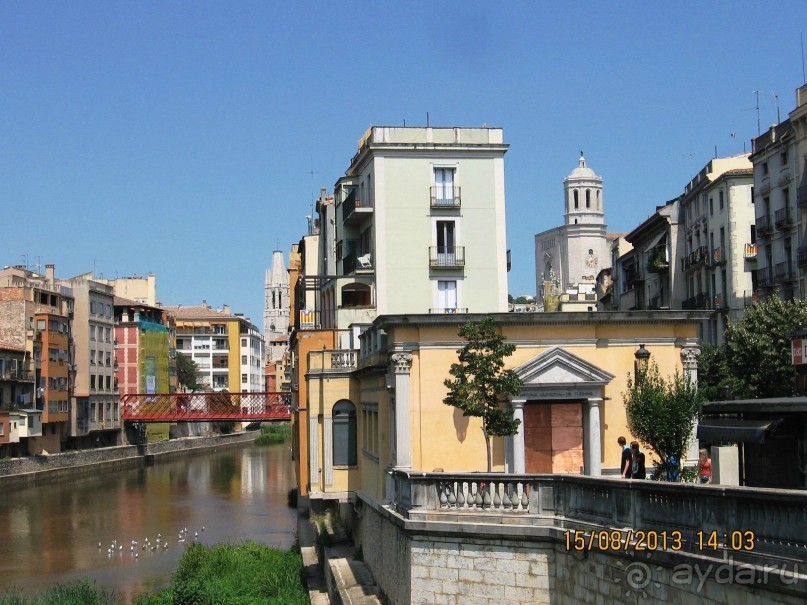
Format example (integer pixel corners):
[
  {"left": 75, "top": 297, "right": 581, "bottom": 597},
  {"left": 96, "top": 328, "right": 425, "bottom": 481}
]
[{"left": 0, "top": 441, "right": 296, "bottom": 604}]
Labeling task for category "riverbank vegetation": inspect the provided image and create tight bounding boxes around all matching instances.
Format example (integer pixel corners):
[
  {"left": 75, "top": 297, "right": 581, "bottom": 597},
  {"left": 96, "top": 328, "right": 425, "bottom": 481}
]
[
  {"left": 0, "top": 542, "right": 306, "bottom": 605},
  {"left": 254, "top": 422, "right": 291, "bottom": 446}
]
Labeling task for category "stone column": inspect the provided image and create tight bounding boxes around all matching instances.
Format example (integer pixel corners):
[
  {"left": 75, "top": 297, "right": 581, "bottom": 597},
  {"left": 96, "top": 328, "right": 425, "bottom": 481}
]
[
  {"left": 585, "top": 398, "right": 603, "bottom": 476},
  {"left": 681, "top": 347, "right": 701, "bottom": 385},
  {"left": 681, "top": 346, "right": 702, "bottom": 465},
  {"left": 308, "top": 416, "right": 319, "bottom": 489},
  {"left": 511, "top": 399, "right": 526, "bottom": 474},
  {"left": 323, "top": 416, "right": 333, "bottom": 486},
  {"left": 391, "top": 352, "right": 413, "bottom": 469}
]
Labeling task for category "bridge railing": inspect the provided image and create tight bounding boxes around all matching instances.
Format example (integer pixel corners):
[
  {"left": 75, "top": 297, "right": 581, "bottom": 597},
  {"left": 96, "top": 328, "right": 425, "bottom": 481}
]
[
  {"left": 390, "top": 470, "right": 807, "bottom": 564},
  {"left": 121, "top": 392, "right": 291, "bottom": 421}
]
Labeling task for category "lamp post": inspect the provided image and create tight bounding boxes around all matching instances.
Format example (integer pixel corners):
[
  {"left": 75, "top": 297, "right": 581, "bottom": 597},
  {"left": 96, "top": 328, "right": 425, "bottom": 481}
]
[{"left": 634, "top": 344, "right": 651, "bottom": 379}]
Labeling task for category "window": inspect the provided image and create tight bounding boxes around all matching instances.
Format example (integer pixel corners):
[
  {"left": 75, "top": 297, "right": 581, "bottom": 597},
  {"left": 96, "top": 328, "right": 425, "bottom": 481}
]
[
  {"left": 106, "top": 376, "right": 111, "bottom": 391},
  {"left": 90, "top": 325, "right": 96, "bottom": 341},
  {"left": 436, "top": 220, "right": 455, "bottom": 251},
  {"left": 90, "top": 301, "right": 96, "bottom": 314},
  {"left": 362, "top": 404, "right": 379, "bottom": 458},
  {"left": 242, "top": 373, "right": 248, "bottom": 383},
  {"left": 242, "top": 355, "right": 247, "bottom": 364},
  {"left": 332, "top": 401, "right": 357, "bottom": 466},
  {"left": 762, "top": 162, "right": 768, "bottom": 176},
  {"left": 573, "top": 189, "right": 579, "bottom": 209},
  {"left": 433, "top": 167, "right": 456, "bottom": 205},
  {"left": 241, "top": 338, "right": 247, "bottom": 347},
  {"left": 586, "top": 189, "right": 591, "bottom": 208},
  {"left": 719, "top": 190, "right": 724, "bottom": 210},
  {"left": 781, "top": 151, "right": 788, "bottom": 166},
  {"left": 438, "top": 280, "right": 458, "bottom": 311},
  {"left": 90, "top": 350, "right": 96, "bottom": 365},
  {"left": 709, "top": 198, "right": 713, "bottom": 215},
  {"left": 90, "top": 375, "right": 96, "bottom": 389}
]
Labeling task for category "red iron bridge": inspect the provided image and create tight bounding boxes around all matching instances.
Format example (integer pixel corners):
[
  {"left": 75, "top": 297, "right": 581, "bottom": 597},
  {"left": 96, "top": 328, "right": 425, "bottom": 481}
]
[{"left": 121, "top": 392, "right": 291, "bottom": 422}]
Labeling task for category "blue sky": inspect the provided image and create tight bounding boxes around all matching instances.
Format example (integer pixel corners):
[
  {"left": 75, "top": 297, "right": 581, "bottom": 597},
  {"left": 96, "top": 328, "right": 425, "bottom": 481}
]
[{"left": 2, "top": 2, "right": 805, "bottom": 327}]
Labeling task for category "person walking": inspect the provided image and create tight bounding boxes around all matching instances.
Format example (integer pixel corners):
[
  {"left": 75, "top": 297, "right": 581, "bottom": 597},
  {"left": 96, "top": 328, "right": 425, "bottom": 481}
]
[
  {"left": 630, "top": 441, "right": 646, "bottom": 479},
  {"left": 618, "top": 436, "right": 632, "bottom": 478}
]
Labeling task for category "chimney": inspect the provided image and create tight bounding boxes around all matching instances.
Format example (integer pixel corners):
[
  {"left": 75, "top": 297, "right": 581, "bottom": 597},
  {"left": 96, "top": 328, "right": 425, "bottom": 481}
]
[
  {"left": 223, "top": 304, "right": 230, "bottom": 314},
  {"left": 202, "top": 299, "right": 208, "bottom": 308},
  {"left": 45, "top": 264, "right": 55, "bottom": 284}
]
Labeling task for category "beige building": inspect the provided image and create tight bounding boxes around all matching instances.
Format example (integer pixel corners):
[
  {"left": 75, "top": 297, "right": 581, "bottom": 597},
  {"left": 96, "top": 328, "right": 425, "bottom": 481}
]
[
  {"left": 679, "top": 155, "right": 755, "bottom": 344},
  {"left": 59, "top": 273, "right": 121, "bottom": 447}
]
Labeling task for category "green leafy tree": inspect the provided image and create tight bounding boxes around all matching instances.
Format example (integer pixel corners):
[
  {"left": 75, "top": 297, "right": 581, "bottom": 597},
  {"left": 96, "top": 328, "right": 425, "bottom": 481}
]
[
  {"left": 696, "top": 343, "right": 740, "bottom": 401},
  {"left": 623, "top": 361, "right": 702, "bottom": 481},
  {"left": 725, "top": 297, "right": 807, "bottom": 398},
  {"left": 176, "top": 352, "right": 201, "bottom": 390},
  {"left": 443, "top": 316, "right": 523, "bottom": 471}
]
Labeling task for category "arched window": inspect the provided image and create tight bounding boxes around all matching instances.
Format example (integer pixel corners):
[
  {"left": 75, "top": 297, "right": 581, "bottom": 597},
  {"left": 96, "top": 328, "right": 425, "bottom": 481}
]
[
  {"left": 573, "top": 190, "right": 579, "bottom": 209},
  {"left": 586, "top": 189, "right": 591, "bottom": 208},
  {"left": 341, "top": 283, "right": 371, "bottom": 308},
  {"left": 333, "top": 401, "right": 357, "bottom": 466}
]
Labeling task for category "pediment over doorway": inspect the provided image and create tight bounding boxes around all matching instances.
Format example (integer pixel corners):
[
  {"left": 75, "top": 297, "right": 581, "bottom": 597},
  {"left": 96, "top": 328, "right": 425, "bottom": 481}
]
[{"left": 513, "top": 347, "right": 614, "bottom": 393}]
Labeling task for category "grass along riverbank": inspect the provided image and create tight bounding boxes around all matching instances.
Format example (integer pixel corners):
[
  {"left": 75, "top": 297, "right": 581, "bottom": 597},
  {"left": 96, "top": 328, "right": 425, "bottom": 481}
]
[
  {"left": 254, "top": 422, "right": 291, "bottom": 446},
  {"left": 0, "top": 542, "right": 307, "bottom": 605}
]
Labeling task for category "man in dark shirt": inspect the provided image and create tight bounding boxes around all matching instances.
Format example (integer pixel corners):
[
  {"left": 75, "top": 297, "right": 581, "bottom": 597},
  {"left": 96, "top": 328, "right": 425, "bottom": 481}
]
[{"left": 618, "top": 436, "right": 631, "bottom": 478}]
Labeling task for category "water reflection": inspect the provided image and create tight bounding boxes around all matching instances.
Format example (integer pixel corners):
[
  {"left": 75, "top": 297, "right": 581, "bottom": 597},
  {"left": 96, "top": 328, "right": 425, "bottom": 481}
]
[{"left": 0, "top": 442, "right": 296, "bottom": 603}]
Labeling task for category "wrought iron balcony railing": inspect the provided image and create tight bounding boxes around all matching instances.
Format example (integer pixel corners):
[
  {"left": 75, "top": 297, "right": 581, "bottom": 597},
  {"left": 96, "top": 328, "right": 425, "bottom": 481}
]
[
  {"left": 429, "top": 246, "right": 465, "bottom": 268},
  {"left": 430, "top": 185, "right": 461, "bottom": 208}
]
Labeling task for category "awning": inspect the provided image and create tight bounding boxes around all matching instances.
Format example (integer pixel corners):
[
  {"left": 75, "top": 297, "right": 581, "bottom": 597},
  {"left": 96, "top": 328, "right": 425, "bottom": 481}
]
[{"left": 697, "top": 418, "right": 782, "bottom": 444}]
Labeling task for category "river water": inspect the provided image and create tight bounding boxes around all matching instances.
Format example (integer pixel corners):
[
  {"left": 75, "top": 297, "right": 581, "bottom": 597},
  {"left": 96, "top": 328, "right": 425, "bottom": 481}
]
[{"left": 0, "top": 441, "right": 297, "bottom": 604}]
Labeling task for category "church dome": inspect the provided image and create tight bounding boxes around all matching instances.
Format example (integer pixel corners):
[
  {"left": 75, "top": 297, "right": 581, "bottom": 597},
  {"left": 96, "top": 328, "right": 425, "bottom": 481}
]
[{"left": 566, "top": 154, "right": 600, "bottom": 181}]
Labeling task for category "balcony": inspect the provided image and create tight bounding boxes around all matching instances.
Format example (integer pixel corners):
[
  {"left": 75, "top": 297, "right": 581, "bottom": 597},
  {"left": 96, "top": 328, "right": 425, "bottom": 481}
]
[
  {"left": 774, "top": 261, "right": 797, "bottom": 282},
  {"left": 774, "top": 207, "right": 794, "bottom": 230},
  {"left": 429, "top": 246, "right": 465, "bottom": 268},
  {"left": 744, "top": 243, "right": 758, "bottom": 260},
  {"left": 0, "top": 369, "right": 34, "bottom": 382},
  {"left": 756, "top": 215, "right": 773, "bottom": 237},
  {"left": 429, "top": 308, "right": 468, "bottom": 314},
  {"left": 682, "top": 292, "right": 710, "bottom": 310},
  {"left": 711, "top": 246, "right": 726, "bottom": 266},
  {"left": 713, "top": 294, "right": 728, "bottom": 312},
  {"left": 798, "top": 247, "right": 807, "bottom": 268},
  {"left": 681, "top": 246, "right": 709, "bottom": 271},
  {"left": 743, "top": 290, "right": 761, "bottom": 307},
  {"left": 430, "top": 185, "right": 461, "bottom": 209},
  {"left": 307, "top": 349, "right": 357, "bottom": 374},
  {"left": 343, "top": 188, "right": 374, "bottom": 225}
]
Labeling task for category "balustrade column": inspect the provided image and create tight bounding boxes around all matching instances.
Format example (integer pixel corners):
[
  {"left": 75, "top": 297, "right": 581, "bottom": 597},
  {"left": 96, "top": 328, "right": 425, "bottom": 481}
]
[
  {"left": 585, "top": 398, "right": 603, "bottom": 476},
  {"left": 681, "top": 346, "right": 702, "bottom": 464},
  {"left": 391, "top": 352, "right": 413, "bottom": 469},
  {"left": 309, "top": 416, "right": 319, "bottom": 489},
  {"left": 323, "top": 416, "right": 333, "bottom": 486},
  {"left": 511, "top": 399, "right": 526, "bottom": 474}
]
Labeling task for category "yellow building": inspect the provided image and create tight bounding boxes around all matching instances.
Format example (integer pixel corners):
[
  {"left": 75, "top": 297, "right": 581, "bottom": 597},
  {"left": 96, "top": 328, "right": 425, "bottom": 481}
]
[{"left": 301, "top": 311, "right": 707, "bottom": 503}]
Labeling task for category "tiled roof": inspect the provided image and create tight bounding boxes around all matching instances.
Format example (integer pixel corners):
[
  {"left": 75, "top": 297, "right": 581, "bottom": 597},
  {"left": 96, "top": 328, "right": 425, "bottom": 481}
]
[
  {"left": 0, "top": 340, "right": 26, "bottom": 352},
  {"left": 163, "top": 305, "right": 233, "bottom": 319}
]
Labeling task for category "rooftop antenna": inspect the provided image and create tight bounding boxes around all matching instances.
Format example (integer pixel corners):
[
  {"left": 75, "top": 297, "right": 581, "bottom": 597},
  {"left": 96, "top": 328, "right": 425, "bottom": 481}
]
[
  {"left": 306, "top": 156, "right": 319, "bottom": 208},
  {"left": 426, "top": 112, "right": 430, "bottom": 127},
  {"left": 753, "top": 90, "right": 762, "bottom": 136},
  {"left": 772, "top": 92, "right": 781, "bottom": 124}
]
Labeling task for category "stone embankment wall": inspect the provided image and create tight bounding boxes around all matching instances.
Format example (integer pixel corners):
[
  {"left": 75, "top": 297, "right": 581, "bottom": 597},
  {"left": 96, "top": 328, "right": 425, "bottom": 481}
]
[
  {"left": 0, "top": 431, "right": 257, "bottom": 488},
  {"left": 355, "top": 494, "right": 806, "bottom": 605}
]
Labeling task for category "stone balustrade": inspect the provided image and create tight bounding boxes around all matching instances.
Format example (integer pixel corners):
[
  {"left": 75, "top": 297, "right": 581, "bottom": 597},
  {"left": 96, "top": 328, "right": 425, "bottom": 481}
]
[{"left": 390, "top": 470, "right": 807, "bottom": 564}]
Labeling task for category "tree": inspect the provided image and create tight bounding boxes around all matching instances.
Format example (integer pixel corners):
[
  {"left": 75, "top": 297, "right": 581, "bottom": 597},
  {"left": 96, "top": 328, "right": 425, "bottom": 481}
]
[
  {"left": 623, "top": 361, "right": 702, "bottom": 481},
  {"left": 443, "top": 316, "right": 523, "bottom": 471},
  {"left": 696, "top": 343, "right": 740, "bottom": 401},
  {"left": 725, "top": 296, "right": 807, "bottom": 398},
  {"left": 176, "top": 352, "right": 201, "bottom": 390}
]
